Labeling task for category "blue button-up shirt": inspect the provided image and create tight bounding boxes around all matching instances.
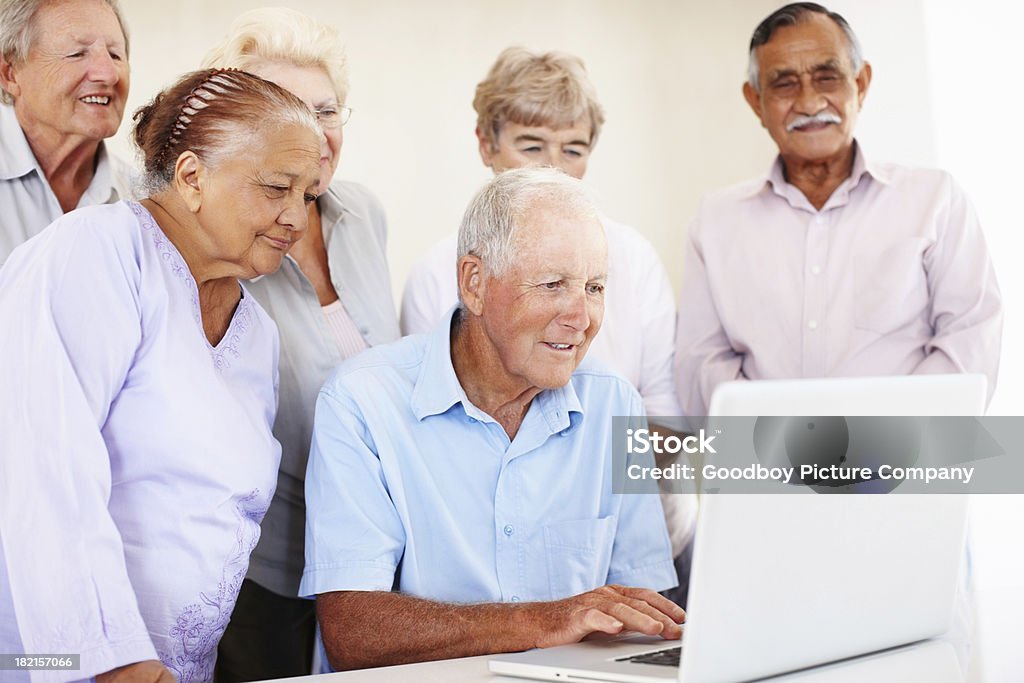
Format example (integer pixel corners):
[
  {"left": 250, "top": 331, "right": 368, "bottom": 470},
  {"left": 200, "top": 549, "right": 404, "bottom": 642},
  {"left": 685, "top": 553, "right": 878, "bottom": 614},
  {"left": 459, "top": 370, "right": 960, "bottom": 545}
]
[{"left": 301, "top": 308, "right": 676, "bottom": 603}]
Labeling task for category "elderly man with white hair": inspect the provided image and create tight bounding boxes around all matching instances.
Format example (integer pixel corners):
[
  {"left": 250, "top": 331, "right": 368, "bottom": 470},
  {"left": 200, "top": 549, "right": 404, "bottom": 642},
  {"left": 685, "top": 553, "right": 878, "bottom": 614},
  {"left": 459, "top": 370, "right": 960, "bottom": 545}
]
[
  {"left": 0, "top": 0, "right": 134, "bottom": 265},
  {"left": 303, "top": 167, "right": 682, "bottom": 670}
]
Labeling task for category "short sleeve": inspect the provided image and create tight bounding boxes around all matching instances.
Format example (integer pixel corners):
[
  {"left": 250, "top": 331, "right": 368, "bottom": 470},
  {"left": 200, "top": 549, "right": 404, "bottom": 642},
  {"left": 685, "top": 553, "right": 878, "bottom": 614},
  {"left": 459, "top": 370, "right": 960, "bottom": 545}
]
[{"left": 300, "top": 379, "right": 406, "bottom": 597}]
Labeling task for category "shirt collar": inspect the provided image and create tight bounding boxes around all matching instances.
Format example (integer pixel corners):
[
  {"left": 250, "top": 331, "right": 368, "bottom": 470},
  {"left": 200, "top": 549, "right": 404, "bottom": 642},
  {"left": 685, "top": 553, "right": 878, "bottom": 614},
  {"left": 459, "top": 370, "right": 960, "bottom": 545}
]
[
  {"left": 0, "top": 104, "right": 38, "bottom": 180},
  {"left": 410, "top": 305, "right": 585, "bottom": 434},
  {"left": 317, "top": 184, "right": 348, "bottom": 230},
  {"left": 410, "top": 305, "right": 472, "bottom": 420},
  {"left": 743, "top": 139, "right": 891, "bottom": 206}
]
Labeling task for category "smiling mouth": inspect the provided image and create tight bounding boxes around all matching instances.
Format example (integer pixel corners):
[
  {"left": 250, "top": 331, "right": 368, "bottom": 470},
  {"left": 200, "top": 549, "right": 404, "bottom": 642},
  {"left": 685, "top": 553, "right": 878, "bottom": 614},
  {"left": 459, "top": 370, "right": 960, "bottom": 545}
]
[
  {"left": 543, "top": 342, "right": 576, "bottom": 351},
  {"left": 80, "top": 95, "right": 111, "bottom": 105}
]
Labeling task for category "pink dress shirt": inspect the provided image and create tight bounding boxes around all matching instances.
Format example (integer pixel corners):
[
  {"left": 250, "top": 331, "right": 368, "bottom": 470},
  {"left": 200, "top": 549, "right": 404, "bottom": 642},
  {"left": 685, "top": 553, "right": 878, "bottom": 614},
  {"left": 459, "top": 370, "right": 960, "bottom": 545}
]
[{"left": 674, "top": 143, "right": 1003, "bottom": 417}]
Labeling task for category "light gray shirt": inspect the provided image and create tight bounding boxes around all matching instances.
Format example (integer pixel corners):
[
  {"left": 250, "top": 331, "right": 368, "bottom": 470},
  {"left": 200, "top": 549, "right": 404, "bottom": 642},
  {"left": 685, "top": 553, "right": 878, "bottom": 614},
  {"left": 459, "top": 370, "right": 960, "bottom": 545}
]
[
  {"left": 245, "top": 180, "right": 400, "bottom": 597},
  {"left": 0, "top": 104, "right": 135, "bottom": 266}
]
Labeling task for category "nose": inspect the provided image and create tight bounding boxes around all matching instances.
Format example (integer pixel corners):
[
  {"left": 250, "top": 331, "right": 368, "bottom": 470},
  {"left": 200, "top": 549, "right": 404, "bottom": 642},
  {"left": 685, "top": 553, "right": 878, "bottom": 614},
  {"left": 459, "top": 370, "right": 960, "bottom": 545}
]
[
  {"left": 794, "top": 76, "right": 827, "bottom": 115},
  {"left": 279, "top": 193, "right": 310, "bottom": 235},
  {"left": 543, "top": 147, "right": 561, "bottom": 168},
  {"left": 559, "top": 286, "right": 591, "bottom": 332},
  {"left": 85, "top": 49, "right": 121, "bottom": 86}
]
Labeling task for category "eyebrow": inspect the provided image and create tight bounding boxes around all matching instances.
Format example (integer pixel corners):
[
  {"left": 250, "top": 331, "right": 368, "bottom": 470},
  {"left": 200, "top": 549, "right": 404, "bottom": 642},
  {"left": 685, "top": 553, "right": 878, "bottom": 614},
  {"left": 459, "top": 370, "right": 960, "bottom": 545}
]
[
  {"left": 513, "top": 134, "right": 590, "bottom": 148},
  {"left": 768, "top": 58, "right": 844, "bottom": 82}
]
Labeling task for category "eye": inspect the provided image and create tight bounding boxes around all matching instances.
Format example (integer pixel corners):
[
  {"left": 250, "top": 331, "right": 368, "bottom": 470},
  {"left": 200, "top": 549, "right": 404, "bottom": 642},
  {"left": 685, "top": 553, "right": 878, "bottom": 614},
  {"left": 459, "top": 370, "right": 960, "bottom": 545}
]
[
  {"left": 303, "top": 193, "right": 319, "bottom": 204},
  {"left": 771, "top": 79, "right": 798, "bottom": 94},
  {"left": 586, "top": 283, "right": 605, "bottom": 295},
  {"left": 564, "top": 148, "right": 584, "bottom": 159},
  {"left": 541, "top": 280, "right": 563, "bottom": 290},
  {"left": 66, "top": 51, "right": 84, "bottom": 58},
  {"left": 262, "top": 184, "right": 288, "bottom": 198},
  {"left": 521, "top": 145, "right": 542, "bottom": 154},
  {"left": 814, "top": 73, "right": 841, "bottom": 90},
  {"left": 108, "top": 51, "right": 123, "bottom": 61}
]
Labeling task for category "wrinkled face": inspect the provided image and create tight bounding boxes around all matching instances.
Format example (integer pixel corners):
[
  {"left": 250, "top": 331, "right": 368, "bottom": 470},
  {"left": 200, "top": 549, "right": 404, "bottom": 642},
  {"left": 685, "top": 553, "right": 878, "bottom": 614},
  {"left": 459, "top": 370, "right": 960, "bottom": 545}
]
[
  {"left": 250, "top": 60, "right": 343, "bottom": 192},
  {"left": 478, "top": 202, "right": 607, "bottom": 392},
  {"left": 743, "top": 13, "right": 870, "bottom": 165},
  {"left": 479, "top": 119, "right": 592, "bottom": 179},
  {"left": 2, "top": 0, "right": 129, "bottom": 144},
  {"left": 197, "top": 122, "right": 321, "bottom": 278}
]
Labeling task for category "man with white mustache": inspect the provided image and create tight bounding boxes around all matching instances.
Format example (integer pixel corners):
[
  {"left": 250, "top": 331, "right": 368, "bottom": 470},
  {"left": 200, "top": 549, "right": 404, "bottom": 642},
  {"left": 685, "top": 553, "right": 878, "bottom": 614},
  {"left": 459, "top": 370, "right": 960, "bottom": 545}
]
[{"left": 674, "top": 2, "right": 1003, "bottom": 416}]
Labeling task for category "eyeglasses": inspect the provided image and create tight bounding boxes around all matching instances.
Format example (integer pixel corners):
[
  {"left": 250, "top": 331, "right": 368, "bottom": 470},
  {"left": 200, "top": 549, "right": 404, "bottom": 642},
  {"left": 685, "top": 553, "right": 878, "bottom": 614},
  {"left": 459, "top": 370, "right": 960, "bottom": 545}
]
[{"left": 312, "top": 105, "right": 352, "bottom": 129}]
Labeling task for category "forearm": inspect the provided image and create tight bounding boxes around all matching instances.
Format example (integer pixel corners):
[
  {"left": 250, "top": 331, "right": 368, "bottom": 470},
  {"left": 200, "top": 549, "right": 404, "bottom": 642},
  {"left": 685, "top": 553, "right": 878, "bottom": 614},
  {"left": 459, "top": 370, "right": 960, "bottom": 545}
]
[{"left": 317, "top": 590, "right": 544, "bottom": 670}]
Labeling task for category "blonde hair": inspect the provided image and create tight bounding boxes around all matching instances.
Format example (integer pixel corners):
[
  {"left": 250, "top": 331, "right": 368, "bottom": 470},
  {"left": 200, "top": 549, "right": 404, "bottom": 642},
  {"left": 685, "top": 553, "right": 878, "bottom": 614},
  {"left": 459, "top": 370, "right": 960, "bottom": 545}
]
[
  {"left": 202, "top": 7, "right": 349, "bottom": 103},
  {"left": 474, "top": 46, "right": 605, "bottom": 150}
]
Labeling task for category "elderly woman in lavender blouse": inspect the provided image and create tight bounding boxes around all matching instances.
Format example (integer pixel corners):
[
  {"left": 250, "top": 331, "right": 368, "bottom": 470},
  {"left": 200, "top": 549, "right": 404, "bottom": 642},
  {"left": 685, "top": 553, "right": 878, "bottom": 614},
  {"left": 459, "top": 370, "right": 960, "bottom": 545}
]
[
  {"left": 0, "top": 68, "right": 322, "bottom": 683},
  {"left": 203, "top": 8, "right": 400, "bottom": 681}
]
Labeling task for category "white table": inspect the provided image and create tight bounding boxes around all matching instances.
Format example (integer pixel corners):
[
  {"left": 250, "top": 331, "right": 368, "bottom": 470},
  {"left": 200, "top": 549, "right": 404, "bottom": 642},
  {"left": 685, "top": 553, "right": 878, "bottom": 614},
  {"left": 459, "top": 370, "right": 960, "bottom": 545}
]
[{"left": 261, "top": 638, "right": 962, "bottom": 683}]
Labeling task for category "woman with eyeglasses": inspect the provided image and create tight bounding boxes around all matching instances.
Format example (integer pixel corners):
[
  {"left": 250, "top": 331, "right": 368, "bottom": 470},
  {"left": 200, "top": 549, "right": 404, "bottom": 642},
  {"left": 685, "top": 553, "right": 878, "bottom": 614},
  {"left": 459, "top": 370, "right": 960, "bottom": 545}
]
[{"left": 203, "top": 9, "right": 400, "bottom": 681}]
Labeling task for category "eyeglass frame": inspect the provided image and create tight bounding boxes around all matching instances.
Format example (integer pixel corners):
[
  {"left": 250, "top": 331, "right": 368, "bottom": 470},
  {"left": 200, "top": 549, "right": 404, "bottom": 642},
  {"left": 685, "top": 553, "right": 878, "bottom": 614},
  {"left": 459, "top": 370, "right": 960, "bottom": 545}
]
[{"left": 312, "top": 104, "right": 352, "bottom": 129}]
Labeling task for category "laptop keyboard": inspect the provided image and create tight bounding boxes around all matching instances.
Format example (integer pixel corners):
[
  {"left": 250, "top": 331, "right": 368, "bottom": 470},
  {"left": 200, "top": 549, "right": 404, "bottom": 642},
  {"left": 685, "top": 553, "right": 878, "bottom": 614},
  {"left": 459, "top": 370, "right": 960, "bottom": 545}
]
[{"left": 617, "top": 645, "right": 682, "bottom": 667}]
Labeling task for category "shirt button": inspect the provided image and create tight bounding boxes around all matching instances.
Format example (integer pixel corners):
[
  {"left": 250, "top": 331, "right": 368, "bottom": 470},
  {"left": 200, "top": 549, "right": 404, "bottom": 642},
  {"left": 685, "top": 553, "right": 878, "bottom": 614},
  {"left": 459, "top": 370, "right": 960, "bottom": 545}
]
[
  {"left": 808, "top": 320, "right": 819, "bottom": 330},
  {"left": 511, "top": 596, "right": 521, "bottom": 602},
  {"left": 810, "top": 265, "right": 822, "bottom": 276},
  {"left": 503, "top": 524, "right": 514, "bottom": 536}
]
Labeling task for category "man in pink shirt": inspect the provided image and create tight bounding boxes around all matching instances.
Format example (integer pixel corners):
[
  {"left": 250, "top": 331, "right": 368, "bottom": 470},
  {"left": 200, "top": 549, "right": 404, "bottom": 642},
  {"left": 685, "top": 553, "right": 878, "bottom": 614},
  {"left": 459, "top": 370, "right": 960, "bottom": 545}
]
[{"left": 674, "top": 2, "right": 1003, "bottom": 417}]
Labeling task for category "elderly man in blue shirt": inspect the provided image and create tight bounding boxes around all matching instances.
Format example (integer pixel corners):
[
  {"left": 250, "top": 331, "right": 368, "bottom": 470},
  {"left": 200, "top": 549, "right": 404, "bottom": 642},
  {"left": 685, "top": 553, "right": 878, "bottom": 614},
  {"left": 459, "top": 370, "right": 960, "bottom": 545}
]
[{"left": 302, "top": 167, "right": 682, "bottom": 669}]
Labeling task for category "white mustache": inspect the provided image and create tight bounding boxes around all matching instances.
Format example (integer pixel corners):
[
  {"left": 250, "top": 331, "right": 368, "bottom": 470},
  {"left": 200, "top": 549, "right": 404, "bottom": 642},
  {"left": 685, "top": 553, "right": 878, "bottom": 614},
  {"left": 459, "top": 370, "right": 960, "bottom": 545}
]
[{"left": 786, "top": 112, "right": 841, "bottom": 132}]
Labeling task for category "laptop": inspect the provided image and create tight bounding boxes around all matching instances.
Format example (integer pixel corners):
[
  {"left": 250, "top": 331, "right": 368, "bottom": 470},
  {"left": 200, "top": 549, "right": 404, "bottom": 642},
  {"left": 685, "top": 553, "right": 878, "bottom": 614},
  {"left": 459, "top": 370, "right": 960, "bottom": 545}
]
[{"left": 489, "top": 374, "right": 985, "bottom": 683}]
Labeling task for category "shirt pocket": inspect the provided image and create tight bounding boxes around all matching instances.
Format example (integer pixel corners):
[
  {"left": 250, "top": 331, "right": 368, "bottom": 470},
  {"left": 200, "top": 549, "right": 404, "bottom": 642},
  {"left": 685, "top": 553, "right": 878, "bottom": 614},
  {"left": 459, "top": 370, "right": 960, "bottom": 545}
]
[
  {"left": 543, "top": 515, "right": 617, "bottom": 599},
  {"left": 853, "top": 238, "right": 929, "bottom": 335}
]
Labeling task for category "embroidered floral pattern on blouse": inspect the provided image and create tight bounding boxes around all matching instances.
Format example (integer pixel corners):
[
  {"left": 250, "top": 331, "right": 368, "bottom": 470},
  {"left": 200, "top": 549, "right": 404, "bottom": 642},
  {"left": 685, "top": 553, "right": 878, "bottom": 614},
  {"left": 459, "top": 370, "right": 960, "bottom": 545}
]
[{"left": 158, "top": 490, "right": 268, "bottom": 683}]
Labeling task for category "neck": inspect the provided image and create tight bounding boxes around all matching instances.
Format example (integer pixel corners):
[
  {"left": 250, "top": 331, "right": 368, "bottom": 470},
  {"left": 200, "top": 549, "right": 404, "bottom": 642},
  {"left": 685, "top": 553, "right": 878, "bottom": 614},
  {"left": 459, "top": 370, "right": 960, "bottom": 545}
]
[
  {"left": 140, "top": 194, "right": 236, "bottom": 295},
  {"left": 141, "top": 194, "right": 241, "bottom": 346},
  {"left": 450, "top": 312, "right": 541, "bottom": 439},
  {"left": 781, "top": 144, "right": 856, "bottom": 210},
  {"left": 18, "top": 112, "right": 103, "bottom": 213}
]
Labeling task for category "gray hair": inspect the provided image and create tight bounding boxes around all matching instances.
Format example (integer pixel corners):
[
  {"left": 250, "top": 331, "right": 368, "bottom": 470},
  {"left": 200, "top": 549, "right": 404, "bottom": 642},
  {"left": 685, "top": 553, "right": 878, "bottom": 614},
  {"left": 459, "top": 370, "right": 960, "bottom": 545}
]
[
  {"left": 202, "top": 7, "right": 350, "bottom": 104},
  {"left": 746, "top": 2, "right": 863, "bottom": 92},
  {"left": 457, "top": 166, "right": 598, "bottom": 279},
  {"left": 0, "top": 0, "right": 130, "bottom": 105}
]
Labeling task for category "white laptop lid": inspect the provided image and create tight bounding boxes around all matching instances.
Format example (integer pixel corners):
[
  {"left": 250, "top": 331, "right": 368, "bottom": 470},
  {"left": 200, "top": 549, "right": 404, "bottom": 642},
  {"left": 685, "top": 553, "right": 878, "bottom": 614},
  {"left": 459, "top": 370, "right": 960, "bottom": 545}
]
[{"left": 678, "top": 374, "right": 981, "bottom": 682}]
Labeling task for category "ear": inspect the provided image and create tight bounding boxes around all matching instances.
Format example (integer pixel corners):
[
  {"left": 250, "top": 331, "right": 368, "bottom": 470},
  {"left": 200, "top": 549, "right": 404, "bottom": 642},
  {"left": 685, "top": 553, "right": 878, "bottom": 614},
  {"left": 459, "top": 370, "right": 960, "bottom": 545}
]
[
  {"left": 854, "top": 61, "right": 872, "bottom": 110},
  {"left": 456, "top": 254, "right": 487, "bottom": 316},
  {"left": 0, "top": 54, "right": 22, "bottom": 100},
  {"left": 476, "top": 125, "right": 497, "bottom": 170},
  {"left": 742, "top": 81, "right": 765, "bottom": 128},
  {"left": 173, "top": 151, "right": 205, "bottom": 214}
]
